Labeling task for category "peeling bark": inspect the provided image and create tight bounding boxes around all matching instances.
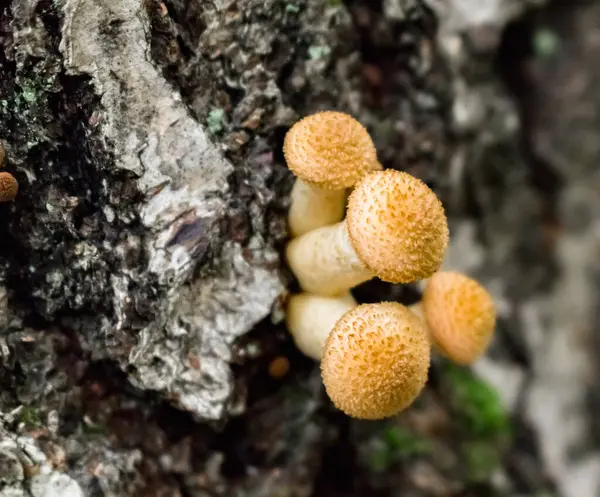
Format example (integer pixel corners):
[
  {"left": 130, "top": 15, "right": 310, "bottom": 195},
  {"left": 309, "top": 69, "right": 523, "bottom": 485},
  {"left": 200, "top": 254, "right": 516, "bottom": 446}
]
[{"left": 2, "top": 0, "right": 595, "bottom": 496}]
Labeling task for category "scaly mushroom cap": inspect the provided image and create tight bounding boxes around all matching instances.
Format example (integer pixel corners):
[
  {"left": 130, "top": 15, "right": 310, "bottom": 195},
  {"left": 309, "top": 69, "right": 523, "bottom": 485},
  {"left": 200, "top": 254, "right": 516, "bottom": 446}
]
[
  {"left": 0, "top": 172, "right": 18, "bottom": 202},
  {"left": 321, "top": 302, "right": 430, "bottom": 419},
  {"left": 283, "top": 111, "right": 380, "bottom": 190},
  {"left": 422, "top": 271, "right": 496, "bottom": 365},
  {"left": 346, "top": 170, "right": 449, "bottom": 283}
]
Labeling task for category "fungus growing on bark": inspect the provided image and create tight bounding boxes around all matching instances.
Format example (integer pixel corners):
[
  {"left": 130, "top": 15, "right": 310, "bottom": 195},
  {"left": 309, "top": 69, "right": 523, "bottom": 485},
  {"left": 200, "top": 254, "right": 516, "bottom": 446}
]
[
  {"left": 284, "top": 111, "right": 381, "bottom": 237},
  {"left": 286, "top": 169, "right": 449, "bottom": 296},
  {"left": 0, "top": 172, "right": 18, "bottom": 202},
  {"left": 321, "top": 302, "right": 430, "bottom": 419},
  {"left": 285, "top": 291, "right": 357, "bottom": 360},
  {"left": 412, "top": 271, "right": 496, "bottom": 365}
]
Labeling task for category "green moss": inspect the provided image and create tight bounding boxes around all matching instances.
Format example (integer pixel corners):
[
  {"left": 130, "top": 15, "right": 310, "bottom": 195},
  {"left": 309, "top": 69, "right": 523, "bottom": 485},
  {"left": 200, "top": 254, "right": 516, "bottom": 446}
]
[
  {"left": 444, "top": 363, "right": 511, "bottom": 441},
  {"left": 365, "top": 426, "right": 431, "bottom": 473},
  {"left": 19, "top": 406, "right": 42, "bottom": 427},
  {"left": 462, "top": 440, "right": 501, "bottom": 481},
  {"left": 12, "top": 73, "right": 57, "bottom": 115}
]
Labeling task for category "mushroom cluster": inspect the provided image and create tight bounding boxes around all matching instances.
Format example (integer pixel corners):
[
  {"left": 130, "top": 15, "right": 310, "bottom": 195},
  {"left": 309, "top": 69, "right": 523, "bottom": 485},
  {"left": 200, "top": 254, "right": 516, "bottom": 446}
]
[
  {"left": 0, "top": 142, "right": 18, "bottom": 202},
  {"left": 281, "top": 111, "right": 497, "bottom": 420}
]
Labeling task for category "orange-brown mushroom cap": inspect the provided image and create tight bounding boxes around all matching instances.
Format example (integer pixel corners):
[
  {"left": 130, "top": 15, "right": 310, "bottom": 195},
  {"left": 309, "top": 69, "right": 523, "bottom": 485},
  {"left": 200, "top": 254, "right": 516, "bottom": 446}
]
[
  {"left": 321, "top": 302, "right": 430, "bottom": 419},
  {"left": 283, "top": 111, "right": 380, "bottom": 190},
  {"left": 346, "top": 170, "right": 449, "bottom": 283},
  {"left": 422, "top": 271, "right": 496, "bottom": 365},
  {"left": 0, "top": 172, "right": 18, "bottom": 202}
]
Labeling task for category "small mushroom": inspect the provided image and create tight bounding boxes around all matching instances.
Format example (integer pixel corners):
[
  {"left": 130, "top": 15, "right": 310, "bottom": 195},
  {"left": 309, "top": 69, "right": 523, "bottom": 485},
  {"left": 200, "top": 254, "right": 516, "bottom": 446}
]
[
  {"left": 411, "top": 271, "right": 497, "bottom": 365},
  {"left": 284, "top": 111, "right": 381, "bottom": 237},
  {"left": 286, "top": 291, "right": 357, "bottom": 361},
  {"left": 321, "top": 302, "right": 431, "bottom": 419},
  {"left": 286, "top": 169, "right": 449, "bottom": 296},
  {"left": 0, "top": 172, "right": 18, "bottom": 202}
]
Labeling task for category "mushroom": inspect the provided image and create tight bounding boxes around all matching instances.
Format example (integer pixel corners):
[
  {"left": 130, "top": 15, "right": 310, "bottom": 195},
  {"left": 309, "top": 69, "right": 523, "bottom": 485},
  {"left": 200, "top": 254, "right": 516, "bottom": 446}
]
[
  {"left": 286, "top": 291, "right": 357, "bottom": 360},
  {"left": 286, "top": 169, "right": 449, "bottom": 296},
  {"left": 284, "top": 111, "right": 381, "bottom": 237},
  {"left": 410, "top": 271, "right": 496, "bottom": 365},
  {"left": 0, "top": 172, "right": 18, "bottom": 202},
  {"left": 321, "top": 302, "right": 430, "bottom": 419}
]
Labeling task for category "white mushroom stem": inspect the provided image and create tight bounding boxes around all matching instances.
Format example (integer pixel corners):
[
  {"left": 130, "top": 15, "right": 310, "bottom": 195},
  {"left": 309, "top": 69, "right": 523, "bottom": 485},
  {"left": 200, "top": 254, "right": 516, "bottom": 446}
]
[
  {"left": 407, "top": 302, "right": 425, "bottom": 321},
  {"left": 407, "top": 302, "right": 433, "bottom": 342},
  {"left": 286, "top": 221, "right": 372, "bottom": 296},
  {"left": 288, "top": 179, "right": 347, "bottom": 238},
  {"left": 286, "top": 292, "right": 357, "bottom": 360}
]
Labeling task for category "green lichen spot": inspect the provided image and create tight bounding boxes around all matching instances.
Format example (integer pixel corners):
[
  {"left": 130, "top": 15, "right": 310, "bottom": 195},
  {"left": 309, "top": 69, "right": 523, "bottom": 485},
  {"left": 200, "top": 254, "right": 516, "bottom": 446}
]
[
  {"left": 308, "top": 45, "right": 331, "bottom": 60},
  {"left": 534, "top": 28, "right": 560, "bottom": 60},
  {"left": 285, "top": 3, "right": 300, "bottom": 13},
  {"left": 207, "top": 108, "right": 225, "bottom": 134}
]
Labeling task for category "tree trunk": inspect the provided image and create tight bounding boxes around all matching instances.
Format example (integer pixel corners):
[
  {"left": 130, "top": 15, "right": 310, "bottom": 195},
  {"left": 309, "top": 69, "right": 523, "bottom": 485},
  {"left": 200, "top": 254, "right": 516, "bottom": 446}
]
[{"left": 0, "top": 0, "right": 597, "bottom": 496}]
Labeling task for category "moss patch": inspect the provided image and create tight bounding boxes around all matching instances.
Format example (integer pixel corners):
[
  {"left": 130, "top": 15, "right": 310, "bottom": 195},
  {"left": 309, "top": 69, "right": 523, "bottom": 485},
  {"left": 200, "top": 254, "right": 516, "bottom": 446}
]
[
  {"left": 365, "top": 425, "right": 431, "bottom": 474},
  {"left": 444, "top": 362, "right": 512, "bottom": 441}
]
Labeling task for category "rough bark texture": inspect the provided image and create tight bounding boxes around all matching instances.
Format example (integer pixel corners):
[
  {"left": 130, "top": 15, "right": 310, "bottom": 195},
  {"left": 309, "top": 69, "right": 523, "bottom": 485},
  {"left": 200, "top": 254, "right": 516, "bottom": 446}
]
[{"left": 0, "top": 0, "right": 599, "bottom": 496}]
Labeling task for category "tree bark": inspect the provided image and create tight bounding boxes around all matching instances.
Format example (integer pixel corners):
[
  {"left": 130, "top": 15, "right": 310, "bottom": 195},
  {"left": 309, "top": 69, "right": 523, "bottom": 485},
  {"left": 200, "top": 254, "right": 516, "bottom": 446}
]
[{"left": 3, "top": 0, "right": 595, "bottom": 496}]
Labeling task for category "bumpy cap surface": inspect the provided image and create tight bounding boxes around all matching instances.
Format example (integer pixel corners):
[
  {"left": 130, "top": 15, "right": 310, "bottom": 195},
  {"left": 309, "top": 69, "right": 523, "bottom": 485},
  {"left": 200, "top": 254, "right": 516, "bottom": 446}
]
[
  {"left": 346, "top": 170, "right": 449, "bottom": 283},
  {"left": 422, "top": 271, "right": 496, "bottom": 365},
  {"left": 321, "top": 302, "right": 430, "bottom": 419},
  {"left": 0, "top": 172, "right": 18, "bottom": 202},
  {"left": 283, "top": 111, "right": 380, "bottom": 190}
]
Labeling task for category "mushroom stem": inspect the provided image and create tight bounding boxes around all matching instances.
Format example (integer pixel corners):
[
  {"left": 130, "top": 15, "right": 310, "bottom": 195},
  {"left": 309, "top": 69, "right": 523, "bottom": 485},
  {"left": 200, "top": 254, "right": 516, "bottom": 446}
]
[
  {"left": 286, "top": 291, "right": 357, "bottom": 360},
  {"left": 286, "top": 170, "right": 449, "bottom": 296},
  {"left": 407, "top": 302, "right": 432, "bottom": 341},
  {"left": 288, "top": 179, "right": 347, "bottom": 238},
  {"left": 286, "top": 220, "right": 372, "bottom": 296},
  {"left": 407, "top": 302, "right": 425, "bottom": 322}
]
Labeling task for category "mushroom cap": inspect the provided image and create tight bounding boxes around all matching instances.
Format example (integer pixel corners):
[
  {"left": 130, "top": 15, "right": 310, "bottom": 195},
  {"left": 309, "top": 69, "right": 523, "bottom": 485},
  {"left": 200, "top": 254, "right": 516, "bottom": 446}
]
[
  {"left": 321, "top": 302, "right": 430, "bottom": 419},
  {"left": 422, "top": 271, "right": 496, "bottom": 365},
  {"left": 346, "top": 170, "right": 449, "bottom": 283},
  {"left": 283, "top": 111, "right": 380, "bottom": 190},
  {"left": 0, "top": 172, "right": 18, "bottom": 202}
]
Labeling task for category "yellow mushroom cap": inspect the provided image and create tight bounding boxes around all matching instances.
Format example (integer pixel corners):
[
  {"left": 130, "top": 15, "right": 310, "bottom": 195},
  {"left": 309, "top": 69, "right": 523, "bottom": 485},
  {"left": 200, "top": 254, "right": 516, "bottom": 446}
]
[
  {"left": 283, "top": 111, "right": 380, "bottom": 190},
  {"left": 422, "top": 271, "right": 497, "bottom": 365},
  {"left": 321, "top": 302, "right": 430, "bottom": 420},
  {"left": 346, "top": 170, "right": 449, "bottom": 283},
  {"left": 0, "top": 172, "right": 18, "bottom": 202}
]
